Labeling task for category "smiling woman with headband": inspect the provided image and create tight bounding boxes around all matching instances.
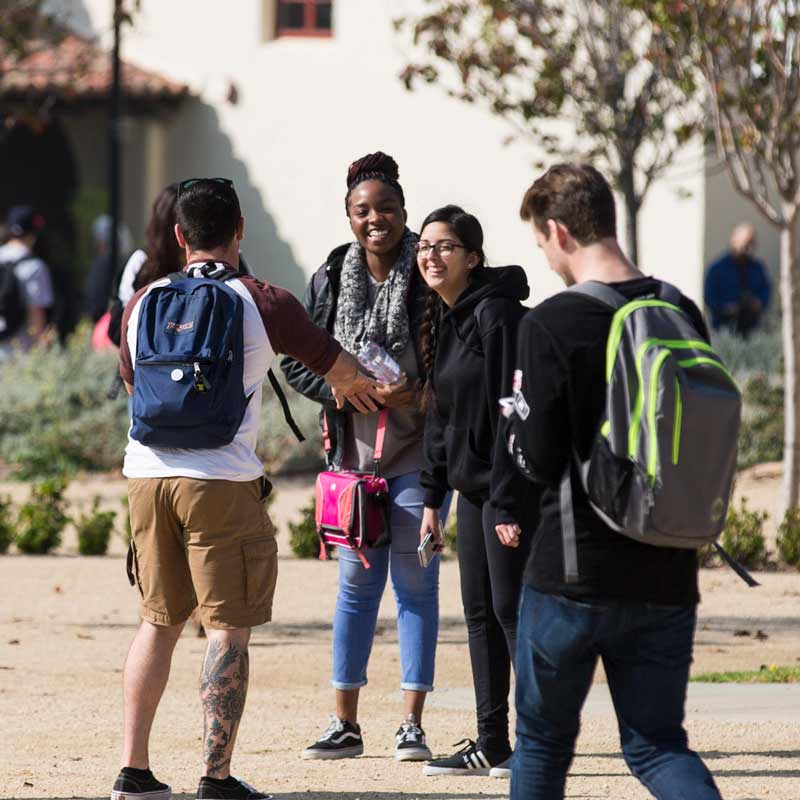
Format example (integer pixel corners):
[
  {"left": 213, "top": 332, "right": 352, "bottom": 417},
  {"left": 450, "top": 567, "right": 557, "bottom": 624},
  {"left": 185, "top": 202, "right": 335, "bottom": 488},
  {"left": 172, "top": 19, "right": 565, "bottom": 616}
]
[{"left": 282, "top": 151, "right": 449, "bottom": 764}]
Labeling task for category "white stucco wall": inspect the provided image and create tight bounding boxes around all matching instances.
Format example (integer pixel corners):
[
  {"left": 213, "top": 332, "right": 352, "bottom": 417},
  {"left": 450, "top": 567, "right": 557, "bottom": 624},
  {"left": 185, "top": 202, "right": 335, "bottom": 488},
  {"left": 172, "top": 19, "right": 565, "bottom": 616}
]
[{"left": 65, "top": 0, "right": 706, "bottom": 304}]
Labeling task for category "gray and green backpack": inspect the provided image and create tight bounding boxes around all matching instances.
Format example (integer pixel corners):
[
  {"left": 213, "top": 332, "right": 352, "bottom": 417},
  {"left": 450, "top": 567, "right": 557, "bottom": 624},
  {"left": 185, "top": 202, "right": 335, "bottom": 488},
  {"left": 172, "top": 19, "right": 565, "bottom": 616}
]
[{"left": 561, "top": 280, "right": 756, "bottom": 585}]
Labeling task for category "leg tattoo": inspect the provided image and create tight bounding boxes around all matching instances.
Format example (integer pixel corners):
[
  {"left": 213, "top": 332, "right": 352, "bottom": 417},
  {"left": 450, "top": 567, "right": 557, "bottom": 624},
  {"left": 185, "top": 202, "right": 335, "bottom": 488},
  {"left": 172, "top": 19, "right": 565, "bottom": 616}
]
[{"left": 200, "top": 640, "right": 249, "bottom": 777}]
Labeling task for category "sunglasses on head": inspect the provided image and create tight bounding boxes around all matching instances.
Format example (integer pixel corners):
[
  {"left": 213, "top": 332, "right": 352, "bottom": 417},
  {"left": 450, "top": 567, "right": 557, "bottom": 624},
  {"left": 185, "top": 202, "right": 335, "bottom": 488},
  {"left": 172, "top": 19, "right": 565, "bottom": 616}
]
[{"left": 177, "top": 177, "right": 234, "bottom": 197}]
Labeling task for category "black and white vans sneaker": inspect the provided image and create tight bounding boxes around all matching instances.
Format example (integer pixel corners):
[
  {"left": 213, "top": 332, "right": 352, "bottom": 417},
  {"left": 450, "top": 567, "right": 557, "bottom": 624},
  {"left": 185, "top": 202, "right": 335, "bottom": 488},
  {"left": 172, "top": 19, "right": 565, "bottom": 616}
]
[
  {"left": 301, "top": 715, "right": 364, "bottom": 760},
  {"left": 196, "top": 776, "right": 271, "bottom": 800},
  {"left": 111, "top": 767, "right": 171, "bottom": 800},
  {"left": 423, "top": 739, "right": 506, "bottom": 776},
  {"left": 489, "top": 756, "right": 512, "bottom": 778},
  {"left": 394, "top": 714, "right": 432, "bottom": 761}
]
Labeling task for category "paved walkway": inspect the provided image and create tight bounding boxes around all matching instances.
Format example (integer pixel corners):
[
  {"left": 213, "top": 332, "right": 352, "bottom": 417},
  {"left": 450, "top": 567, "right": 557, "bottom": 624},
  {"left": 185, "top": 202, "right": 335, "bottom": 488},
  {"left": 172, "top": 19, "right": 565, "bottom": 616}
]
[{"left": 425, "top": 682, "right": 800, "bottom": 722}]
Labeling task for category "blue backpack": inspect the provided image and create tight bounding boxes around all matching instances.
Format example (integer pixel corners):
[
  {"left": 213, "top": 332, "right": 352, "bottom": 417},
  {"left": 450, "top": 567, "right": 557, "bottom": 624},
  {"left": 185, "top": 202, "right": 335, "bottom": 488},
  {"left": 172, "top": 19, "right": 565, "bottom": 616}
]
[{"left": 130, "top": 263, "right": 250, "bottom": 448}]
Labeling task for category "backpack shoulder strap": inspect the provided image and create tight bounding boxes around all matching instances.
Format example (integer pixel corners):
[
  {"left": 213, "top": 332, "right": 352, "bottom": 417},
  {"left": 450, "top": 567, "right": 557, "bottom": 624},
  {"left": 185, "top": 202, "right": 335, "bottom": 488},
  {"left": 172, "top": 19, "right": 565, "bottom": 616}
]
[
  {"left": 559, "top": 446, "right": 593, "bottom": 585},
  {"left": 267, "top": 368, "right": 305, "bottom": 443},
  {"left": 656, "top": 281, "right": 682, "bottom": 306},
  {"left": 566, "top": 280, "right": 628, "bottom": 310}
]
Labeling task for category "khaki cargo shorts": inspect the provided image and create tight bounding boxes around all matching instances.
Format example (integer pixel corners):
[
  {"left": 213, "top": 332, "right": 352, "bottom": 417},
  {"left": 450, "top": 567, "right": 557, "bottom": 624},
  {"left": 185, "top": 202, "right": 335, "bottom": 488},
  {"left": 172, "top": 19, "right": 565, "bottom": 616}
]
[{"left": 127, "top": 476, "right": 277, "bottom": 629}]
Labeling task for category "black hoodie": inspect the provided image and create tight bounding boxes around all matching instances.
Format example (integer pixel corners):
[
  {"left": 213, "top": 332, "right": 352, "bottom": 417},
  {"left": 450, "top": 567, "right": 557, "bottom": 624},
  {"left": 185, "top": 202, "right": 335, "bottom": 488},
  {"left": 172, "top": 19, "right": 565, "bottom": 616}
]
[{"left": 420, "top": 265, "right": 536, "bottom": 523}]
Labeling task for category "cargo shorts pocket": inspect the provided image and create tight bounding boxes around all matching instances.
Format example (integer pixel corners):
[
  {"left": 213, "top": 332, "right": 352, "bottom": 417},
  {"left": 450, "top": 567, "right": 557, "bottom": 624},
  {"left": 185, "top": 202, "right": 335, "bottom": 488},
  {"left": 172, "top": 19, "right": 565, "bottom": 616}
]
[{"left": 242, "top": 536, "right": 277, "bottom": 609}]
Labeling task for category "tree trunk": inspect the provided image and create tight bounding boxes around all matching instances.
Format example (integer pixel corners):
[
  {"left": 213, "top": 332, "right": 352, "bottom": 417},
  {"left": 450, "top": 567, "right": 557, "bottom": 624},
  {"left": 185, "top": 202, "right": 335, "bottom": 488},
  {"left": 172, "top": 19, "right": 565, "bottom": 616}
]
[
  {"left": 781, "top": 206, "right": 800, "bottom": 510},
  {"left": 618, "top": 167, "right": 640, "bottom": 265}
]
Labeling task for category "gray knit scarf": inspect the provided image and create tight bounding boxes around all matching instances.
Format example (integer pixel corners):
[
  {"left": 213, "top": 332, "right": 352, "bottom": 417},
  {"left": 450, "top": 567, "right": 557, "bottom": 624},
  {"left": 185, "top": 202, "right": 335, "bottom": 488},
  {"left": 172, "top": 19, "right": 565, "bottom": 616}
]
[{"left": 336, "top": 228, "right": 416, "bottom": 356}]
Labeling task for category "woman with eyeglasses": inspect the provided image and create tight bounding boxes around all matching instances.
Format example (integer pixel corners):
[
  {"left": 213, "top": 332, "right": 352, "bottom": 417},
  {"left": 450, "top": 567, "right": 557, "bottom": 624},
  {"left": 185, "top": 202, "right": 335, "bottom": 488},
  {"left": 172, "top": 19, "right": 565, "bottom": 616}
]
[
  {"left": 281, "top": 152, "right": 449, "bottom": 764},
  {"left": 416, "top": 205, "right": 538, "bottom": 778}
]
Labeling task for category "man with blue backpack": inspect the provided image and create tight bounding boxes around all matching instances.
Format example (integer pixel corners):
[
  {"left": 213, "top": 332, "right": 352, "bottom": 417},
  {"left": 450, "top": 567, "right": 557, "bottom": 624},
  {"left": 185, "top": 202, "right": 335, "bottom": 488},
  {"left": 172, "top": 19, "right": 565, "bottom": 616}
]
[
  {"left": 502, "top": 164, "right": 736, "bottom": 799},
  {"left": 114, "top": 178, "right": 377, "bottom": 800}
]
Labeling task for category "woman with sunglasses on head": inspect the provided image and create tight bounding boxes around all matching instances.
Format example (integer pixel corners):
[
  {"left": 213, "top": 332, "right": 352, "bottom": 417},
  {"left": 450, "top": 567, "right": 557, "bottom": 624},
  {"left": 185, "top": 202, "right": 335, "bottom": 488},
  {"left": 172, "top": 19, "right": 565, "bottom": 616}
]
[
  {"left": 416, "top": 205, "right": 538, "bottom": 778},
  {"left": 281, "top": 152, "right": 449, "bottom": 763}
]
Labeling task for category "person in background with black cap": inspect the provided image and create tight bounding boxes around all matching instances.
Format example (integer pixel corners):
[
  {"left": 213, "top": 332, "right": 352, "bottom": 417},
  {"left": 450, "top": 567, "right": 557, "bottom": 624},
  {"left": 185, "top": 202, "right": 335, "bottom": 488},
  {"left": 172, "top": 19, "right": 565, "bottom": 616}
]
[
  {"left": 0, "top": 205, "right": 54, "bottom": 358},
  {"left": 415, "top": 205, "right": 538, "bottom": 779},
  {"left": 282, "top": 151, "right": 449, "bottom": 763}
]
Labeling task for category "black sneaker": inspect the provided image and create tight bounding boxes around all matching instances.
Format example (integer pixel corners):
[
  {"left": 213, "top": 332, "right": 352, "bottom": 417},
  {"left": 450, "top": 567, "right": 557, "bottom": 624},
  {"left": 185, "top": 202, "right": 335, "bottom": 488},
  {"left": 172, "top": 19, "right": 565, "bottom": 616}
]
[
  {"left": 394, "top": 714, "right": 432, "bottom": 761},
  {"left": 196, "top": 776, "right": 271, "bottom": 800},
  {"left": 423, "top": 739, "right": 507, "bottom": 776},
  {"left": 301, "top": 715, "right": 364, "bottom": 760},
  {"left": 111, "top": 767, "right": 171, "bottom": 800}
]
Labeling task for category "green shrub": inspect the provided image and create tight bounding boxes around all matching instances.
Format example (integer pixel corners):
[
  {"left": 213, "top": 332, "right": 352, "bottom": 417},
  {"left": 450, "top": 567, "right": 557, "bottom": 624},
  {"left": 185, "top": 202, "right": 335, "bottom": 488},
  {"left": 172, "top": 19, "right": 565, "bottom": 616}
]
[
  {"left": 289, "top": 497, "right": 321, "bottom": 558},
  {"left": 711, "top": 321, "right": 785, "bottom": 470},
  {"left": 0, "top": 495, "right": 14, "bottom": 554},
  {"left": 0, "top": 324, "right": 129, "bottom": 478},
  {"left": 15, "top": 478, "right": 70, "bottom": 554},
  {"left": 255, "top": 374, "right": 324, "bottom": 474},
  {"left": 777, "top": 506, "right": 800, "bottom": 567},
  {"left": 75, "top": 497, "right": 116, "bottom": 556},
  {"left": 711, "top": 324, "right": 782, "bottom": 378},
  {"left": 0, "top": 329, "right": 325, "bottom": 477},
  {"left": 721, "top": 496, "right": 768, "bottom": 568},
  {"left": 736, "top": 373, "right": 784, "bottom": 469}
]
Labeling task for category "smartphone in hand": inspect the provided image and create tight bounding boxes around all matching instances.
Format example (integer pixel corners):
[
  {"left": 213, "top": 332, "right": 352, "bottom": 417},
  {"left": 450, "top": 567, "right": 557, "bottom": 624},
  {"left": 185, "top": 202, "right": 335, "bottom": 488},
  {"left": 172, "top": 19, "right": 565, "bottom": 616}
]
[{"left": 418, "top": 531, "right": 440, "bottom": 568}]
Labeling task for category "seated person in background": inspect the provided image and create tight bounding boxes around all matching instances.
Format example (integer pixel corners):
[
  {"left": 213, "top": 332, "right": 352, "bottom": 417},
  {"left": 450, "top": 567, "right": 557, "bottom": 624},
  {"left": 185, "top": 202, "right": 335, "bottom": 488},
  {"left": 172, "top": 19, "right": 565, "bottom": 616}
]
[{"left": 704, "top": 222, "right": 771, "bottom": 336}]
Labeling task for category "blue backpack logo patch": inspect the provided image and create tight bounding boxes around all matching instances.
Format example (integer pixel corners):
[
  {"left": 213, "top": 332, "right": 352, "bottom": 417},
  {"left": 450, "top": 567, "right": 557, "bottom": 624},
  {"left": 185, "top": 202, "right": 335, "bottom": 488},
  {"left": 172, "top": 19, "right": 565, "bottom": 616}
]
[{"left": 130, "top": 266, "right": 250, "bottom": 448}]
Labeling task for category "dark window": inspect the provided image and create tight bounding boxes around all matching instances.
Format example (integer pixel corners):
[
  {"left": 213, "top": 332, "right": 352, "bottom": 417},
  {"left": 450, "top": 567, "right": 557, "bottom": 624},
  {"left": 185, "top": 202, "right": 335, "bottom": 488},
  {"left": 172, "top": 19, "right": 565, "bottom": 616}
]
[{"left": 277, "top": 0, "right": 333, "bottom": 36}]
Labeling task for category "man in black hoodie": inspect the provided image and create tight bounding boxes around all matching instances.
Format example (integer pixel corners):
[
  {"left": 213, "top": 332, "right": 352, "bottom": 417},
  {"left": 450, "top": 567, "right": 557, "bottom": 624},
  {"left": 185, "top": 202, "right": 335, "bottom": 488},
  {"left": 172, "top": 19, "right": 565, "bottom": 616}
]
[{"left": 505, "top": 165, "right": 722, "bottom": 800}]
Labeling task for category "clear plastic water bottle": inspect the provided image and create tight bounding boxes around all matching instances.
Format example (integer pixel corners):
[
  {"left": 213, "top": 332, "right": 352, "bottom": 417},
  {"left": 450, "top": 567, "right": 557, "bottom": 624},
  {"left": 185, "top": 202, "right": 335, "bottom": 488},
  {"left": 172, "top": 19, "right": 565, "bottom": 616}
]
[{"left": 358, "top": 341, "right": 402, "bottom": 384}]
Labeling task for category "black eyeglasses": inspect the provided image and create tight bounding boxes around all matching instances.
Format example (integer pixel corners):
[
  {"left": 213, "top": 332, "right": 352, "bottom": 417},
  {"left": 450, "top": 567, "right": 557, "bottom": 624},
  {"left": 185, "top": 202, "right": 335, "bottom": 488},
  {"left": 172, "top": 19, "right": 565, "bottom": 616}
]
[
  {"left": 415, "top": 241, "right": 467, "bottom": 258},
  {"left": 177, "top": 177, "right": 234, "bottom": 197}
]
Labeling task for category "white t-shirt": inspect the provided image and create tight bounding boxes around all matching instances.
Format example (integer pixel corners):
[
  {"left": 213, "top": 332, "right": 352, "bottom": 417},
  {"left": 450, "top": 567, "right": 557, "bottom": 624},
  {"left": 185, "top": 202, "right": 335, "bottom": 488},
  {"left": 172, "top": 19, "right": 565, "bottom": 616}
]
[
  {"left": 117, "top": 248, "right": 148, "bottom": 306},
  {"left": 0, "top": 241, "right": 54, "bottom": 358}
]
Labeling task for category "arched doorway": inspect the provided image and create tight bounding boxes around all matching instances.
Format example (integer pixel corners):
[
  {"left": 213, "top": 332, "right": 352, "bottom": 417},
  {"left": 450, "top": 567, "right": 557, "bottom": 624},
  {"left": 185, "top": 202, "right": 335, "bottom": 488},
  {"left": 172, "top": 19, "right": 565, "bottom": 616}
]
[{"left": 0, "top": 116, "right": 80, "bottom": 339}]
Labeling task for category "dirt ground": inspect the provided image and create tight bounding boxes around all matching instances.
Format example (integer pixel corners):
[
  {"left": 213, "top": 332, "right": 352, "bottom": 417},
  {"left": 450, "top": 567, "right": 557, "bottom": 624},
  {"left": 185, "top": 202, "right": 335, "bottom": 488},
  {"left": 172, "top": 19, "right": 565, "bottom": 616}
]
[{"left": 1, "top": 468, "right": 799, "bottom": 800}]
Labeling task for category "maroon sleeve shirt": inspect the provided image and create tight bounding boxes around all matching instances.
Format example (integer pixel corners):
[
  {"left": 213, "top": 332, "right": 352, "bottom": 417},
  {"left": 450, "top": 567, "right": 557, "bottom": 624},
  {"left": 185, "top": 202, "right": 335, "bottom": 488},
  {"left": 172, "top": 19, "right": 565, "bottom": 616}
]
[{"left": 119, "top": 274, "right": 341, "bottom": 384}]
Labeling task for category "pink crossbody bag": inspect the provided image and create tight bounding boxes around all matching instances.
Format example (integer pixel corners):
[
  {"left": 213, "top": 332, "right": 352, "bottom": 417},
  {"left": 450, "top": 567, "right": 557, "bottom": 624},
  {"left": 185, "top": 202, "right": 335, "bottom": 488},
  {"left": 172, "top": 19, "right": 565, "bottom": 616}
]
[{"left": 315, "top": 408, "right": 391, "bottom": 568}]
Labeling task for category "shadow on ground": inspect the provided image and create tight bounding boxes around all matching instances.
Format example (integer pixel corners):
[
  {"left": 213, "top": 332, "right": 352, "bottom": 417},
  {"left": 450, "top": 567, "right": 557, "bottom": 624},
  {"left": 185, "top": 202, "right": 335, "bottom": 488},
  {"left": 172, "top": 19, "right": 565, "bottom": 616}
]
[
  {"left": 580, "top": 750, "right": 800, "bottom": 760},
  {"left": 23, "top": 795, "right": 509, "bottom": 800}
]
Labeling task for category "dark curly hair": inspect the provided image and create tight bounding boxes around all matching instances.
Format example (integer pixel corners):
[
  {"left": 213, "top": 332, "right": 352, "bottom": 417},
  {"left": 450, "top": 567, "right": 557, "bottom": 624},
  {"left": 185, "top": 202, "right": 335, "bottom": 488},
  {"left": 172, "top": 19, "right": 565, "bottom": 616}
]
[
  {"left": 135, "top": 183, "right": 185, "bottom": 287},
  {"left": 418, "top": 205, "right": 486, "bottom": 409},
  {"left": 344, "top": 151, "right": 406, "bottom": 210}
]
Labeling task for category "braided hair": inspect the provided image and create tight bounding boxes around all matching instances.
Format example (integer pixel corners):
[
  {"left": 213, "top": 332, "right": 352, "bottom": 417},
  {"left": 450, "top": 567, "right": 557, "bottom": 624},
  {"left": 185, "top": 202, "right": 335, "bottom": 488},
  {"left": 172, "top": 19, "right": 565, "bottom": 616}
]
[
  {"left": 418, "top": 205, "right": 486, "bottom": 410},
  {"left": 420, "top": 287, "right": 444, "bottom": 410},
  {"left": 344, "top": 151, "right": 406, "bottom": 211}
]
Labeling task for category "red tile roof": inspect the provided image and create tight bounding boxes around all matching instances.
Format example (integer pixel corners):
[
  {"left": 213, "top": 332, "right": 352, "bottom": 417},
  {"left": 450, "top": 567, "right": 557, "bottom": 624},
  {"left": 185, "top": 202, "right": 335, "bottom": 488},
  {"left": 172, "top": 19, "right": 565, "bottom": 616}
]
[{"left": 0, "top": 33, "right": 189, "bottom": 105}]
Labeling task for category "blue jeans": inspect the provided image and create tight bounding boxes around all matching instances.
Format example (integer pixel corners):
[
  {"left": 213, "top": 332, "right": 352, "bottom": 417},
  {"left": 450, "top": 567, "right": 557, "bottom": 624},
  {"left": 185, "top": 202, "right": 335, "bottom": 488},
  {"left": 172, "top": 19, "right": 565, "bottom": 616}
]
[
  {"left": 511, "top": 585, "right": 722, "bottom": 800},
  {"left": 332, "top": 470, "right": 449, "bottom": 691}
]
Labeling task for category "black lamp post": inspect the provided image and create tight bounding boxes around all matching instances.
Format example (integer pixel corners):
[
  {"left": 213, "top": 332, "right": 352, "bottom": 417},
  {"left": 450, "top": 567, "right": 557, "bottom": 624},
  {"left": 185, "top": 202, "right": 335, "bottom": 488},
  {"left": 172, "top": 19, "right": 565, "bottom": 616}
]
[{"left": 109, "top": 0, "right": 122, "bottom": 292}]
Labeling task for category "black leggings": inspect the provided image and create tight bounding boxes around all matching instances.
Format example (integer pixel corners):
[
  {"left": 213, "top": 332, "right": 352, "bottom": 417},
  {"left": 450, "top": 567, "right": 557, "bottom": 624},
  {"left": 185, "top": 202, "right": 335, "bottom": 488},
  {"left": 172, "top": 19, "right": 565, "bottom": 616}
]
[{"left": 456, "top": 493, "right": 533, "bottom": 757}]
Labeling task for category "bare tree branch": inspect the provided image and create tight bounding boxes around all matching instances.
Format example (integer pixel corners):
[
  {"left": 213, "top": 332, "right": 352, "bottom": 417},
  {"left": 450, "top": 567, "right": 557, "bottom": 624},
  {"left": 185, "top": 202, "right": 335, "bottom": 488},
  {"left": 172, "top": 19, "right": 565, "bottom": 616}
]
[{"left": 397, "top": 0, "right": 702, "bottom": 261}]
